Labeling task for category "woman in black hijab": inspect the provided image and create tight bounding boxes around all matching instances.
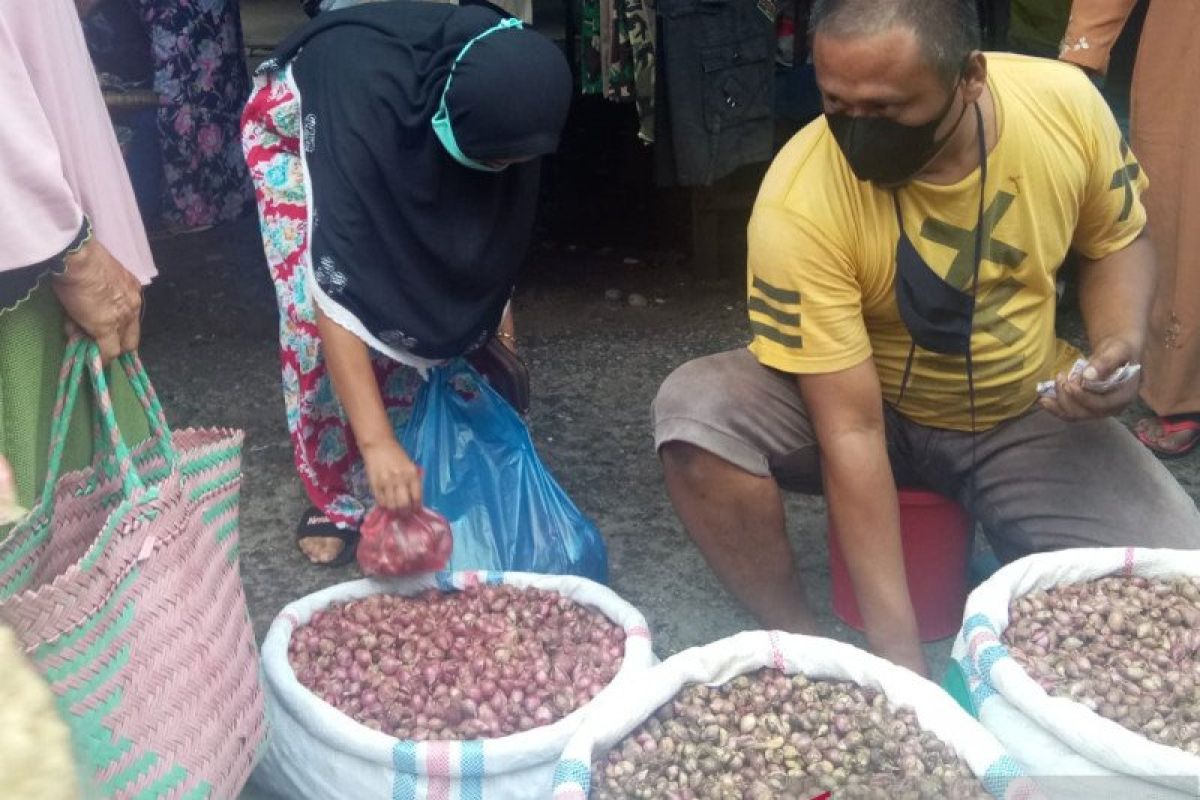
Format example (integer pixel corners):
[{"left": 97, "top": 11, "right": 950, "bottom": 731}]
[{"left": 242, "top": 1, "right": 572, "bottom": 564}]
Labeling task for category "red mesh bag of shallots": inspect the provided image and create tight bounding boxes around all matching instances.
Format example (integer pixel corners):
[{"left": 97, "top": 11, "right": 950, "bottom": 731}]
[{"left": 357, "top": 506, "right": 453, "bottom": 576}]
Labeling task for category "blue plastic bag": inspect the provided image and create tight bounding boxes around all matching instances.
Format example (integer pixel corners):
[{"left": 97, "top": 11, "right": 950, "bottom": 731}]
[{"left": 400, "top": 360, "right": 608, "bottom": 583}]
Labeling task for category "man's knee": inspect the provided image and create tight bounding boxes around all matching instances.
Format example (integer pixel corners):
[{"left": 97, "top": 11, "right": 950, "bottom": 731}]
[
  {"left": 660, "top": 439, "right": 719, "bottom": 482},
  {"left": 1139, "top": 482, "right": 1200, "bottom": 549},
  {"left": 1097, "top": 427, "right": 1200, "bottom": 549},
  {"left": 652, "top": 356, "right": 738, "bottom": 430},
  {"left": 653, "top": 351, "right": 797, "bottom": 481}
]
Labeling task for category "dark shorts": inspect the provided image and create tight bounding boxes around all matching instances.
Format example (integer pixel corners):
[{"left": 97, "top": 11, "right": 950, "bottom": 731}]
[{"left": 653, "top": 348, "right": 1200, "bottom": 561}]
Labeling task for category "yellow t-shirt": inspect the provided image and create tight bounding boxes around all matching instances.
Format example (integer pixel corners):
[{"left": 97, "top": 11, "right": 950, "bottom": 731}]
[{"left": 747, "top": 53, "right": 1148, "bottom": 431}]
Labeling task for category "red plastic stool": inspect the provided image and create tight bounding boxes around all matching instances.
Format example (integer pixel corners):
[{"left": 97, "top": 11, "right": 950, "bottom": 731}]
[{"left": 828, "top": 488, "right": 970, "bottom": 642}]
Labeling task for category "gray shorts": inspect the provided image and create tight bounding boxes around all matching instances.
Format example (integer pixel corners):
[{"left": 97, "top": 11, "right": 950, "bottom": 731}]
[{"left": 653, "top": 348, "right": 1200, "bottom": 561}]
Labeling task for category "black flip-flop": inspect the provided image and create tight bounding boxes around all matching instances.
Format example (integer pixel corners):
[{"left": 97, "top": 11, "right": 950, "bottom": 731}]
[{"left": 295, "top": 506, "right": 359, "bottom": 567}]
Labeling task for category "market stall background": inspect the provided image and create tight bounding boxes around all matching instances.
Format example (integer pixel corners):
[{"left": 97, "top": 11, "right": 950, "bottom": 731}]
[{"left": 121, "top": 1, "right": 1183, "bottom": 797}]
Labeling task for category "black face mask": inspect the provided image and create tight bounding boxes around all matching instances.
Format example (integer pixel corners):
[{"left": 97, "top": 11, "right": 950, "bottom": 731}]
[{"left": 827, "top": 81, "right": 967, "bottom": 187}]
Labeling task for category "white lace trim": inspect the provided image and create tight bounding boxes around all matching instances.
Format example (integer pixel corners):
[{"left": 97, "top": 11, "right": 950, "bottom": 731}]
[{"left": 285, "top": 65, "right": 441, "bottom": 375}]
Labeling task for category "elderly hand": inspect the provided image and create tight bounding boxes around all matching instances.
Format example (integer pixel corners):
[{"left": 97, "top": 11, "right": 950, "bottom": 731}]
[
  {"left": 1038, "top": 337, "right": 1141, "bottom": 421},
  {"left": 51, "top": 238, "right": 143, "bottom": 364}
]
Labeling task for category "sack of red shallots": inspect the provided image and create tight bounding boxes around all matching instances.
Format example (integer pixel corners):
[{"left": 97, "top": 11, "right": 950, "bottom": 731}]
[
  {"left": 554, "top": 630, "right": 1038, "bottom": 799},
  {"left": 952, "top": 546, "right": 1200, "bottom": 799},
  {"left": 253, "top": 570, "right": 654, "bottom": 800}
]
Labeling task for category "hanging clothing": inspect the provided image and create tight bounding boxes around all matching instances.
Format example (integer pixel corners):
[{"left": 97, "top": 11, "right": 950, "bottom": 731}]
[
  {"left": 619, "top": 0, "right": 656, "bottom": 143},
  {"left": 0, "top": 0, "right": 154, "bottom": 516},
  {"left": 580, "top": 0, "right": 656, "bottom": 142},
  {"left": 580, "top": 0, "right": 603, "bottom": 93},
  {"left": 80, "top": 0, "right": 153, "bottom": 93},
  {"left": 260, "top": 3, "right": 571, "bottom": 362},
  {"left": 312, "top": 0, "right": 533, "bottom": 24},
  {"left": 140, "top": 0, "right": 253, "bottom": 228},
  {"left": 1008, "top": 0, "right": 1071, "bottom": 57},
  {"left": 1063, "top": 1, "right": 1200, "bottom": 418},
  {"left": 653, "top": 0, "right": 775, "bottom": 187},
  {"left": 78, "top": 0, "right": 162, "bottom": 219}
]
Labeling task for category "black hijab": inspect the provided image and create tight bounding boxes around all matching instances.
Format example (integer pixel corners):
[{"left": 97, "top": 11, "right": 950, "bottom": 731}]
[{"left": 263, "top": 2, "right": 572, "bottom": 360}]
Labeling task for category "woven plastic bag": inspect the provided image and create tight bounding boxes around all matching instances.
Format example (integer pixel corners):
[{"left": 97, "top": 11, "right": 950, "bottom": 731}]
[
  {"left": 400, "top": 361, "right": 607, "bottom": 582},
  {"left": 553, "top": 630, "right": 1039, "bottom": 799},
  {"left": 253, "top": 570, "right": 654, "bottom": 800},
  {"left": 0, "top": 340, "right": 266, "bottom": 799},
  {"left": 952, "top": 547, "right": 1200, "bottom": 799}
]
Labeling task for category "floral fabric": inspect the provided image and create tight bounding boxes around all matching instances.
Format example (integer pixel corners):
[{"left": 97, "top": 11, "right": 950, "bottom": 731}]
[
  {"left": 241, "top": 72, "right": 423, "bottom": 529},
  {"left": 142, "top": 0, "right": 253, "bottom": 228}
]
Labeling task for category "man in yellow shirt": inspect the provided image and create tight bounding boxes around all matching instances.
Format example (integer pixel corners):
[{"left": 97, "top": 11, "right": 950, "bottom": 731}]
[{"left": 653, "top": 0, "right": 1200, "bottom": 675}]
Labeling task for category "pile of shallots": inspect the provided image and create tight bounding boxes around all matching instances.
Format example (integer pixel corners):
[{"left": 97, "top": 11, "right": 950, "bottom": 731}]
[
  {"left": 592, "top": 670, "right": 989, "bottom": 800},
  {"left": 1005, "top": 575, "right": 1200, "bottom": 754},
  {"left": 287, "top": 585, "right": 625, "bottom": 741}
]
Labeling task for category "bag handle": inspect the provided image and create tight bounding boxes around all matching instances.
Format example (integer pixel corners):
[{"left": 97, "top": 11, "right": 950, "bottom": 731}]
[
  {"left": 36, "top": 339, "right": 173, "bottom": 510},
  {"left": 84, "top": 347, "right": 172, "bottom": 482},
  {"left": 93, "top": 345, "right": 174, "bottom": 486},
  {"left": 118, "top": 349, "right": 173, "bottom": 456}
]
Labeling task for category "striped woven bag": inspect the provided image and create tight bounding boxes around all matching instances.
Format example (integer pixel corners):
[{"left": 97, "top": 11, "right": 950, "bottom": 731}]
[{"left": 0, "top": 339, "right": 266, "bottom": 799}]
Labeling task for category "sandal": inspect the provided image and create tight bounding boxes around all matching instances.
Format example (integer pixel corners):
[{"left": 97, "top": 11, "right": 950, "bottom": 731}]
[
  {"left": 295, "top": 505, "right": 359, "bottom": 567},
  {"left": 1133, "top": 414, "right": 1200, "bottom": 460}
]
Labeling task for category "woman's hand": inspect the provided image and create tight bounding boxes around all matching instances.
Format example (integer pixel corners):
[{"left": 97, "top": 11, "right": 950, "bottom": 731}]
[
  {"left": 52, "top": 239, "right": 143, "bottom": 363},
  {"left": 360, "top": 437, "right": 423, "bottom": 514},
  {"left": 314, "top": 307, "right": 424, "bottom": 514}
]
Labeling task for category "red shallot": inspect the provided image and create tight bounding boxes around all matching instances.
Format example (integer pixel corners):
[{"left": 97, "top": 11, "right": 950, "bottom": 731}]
[
  {"left": 288, "top": 585, "right": 626, "bottom": 741},
  {"left": 357, "top": 506, "right": 453, "bottom": 577}
]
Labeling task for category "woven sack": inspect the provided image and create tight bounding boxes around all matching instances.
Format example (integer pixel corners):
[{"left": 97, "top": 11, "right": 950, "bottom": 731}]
[
  {"left": 254, "top": 570, "right": 654, "bottom": 799},
  {"left": 553, "top": 630, "right": 1039, "bottom": 799},
  {"left": 0, "top": 339, "right": 266, "bottom": 799},
  {"left": 952, "top": 547, "right": 1200, "bottom": 799}
]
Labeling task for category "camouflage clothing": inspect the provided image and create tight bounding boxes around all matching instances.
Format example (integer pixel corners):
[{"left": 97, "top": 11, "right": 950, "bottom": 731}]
[{"left": 581, "top": 0, "right": 655, "bottom": 142}]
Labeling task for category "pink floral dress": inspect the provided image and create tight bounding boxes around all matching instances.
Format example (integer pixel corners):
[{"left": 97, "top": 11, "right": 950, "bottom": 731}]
[{"left": 241, "top": 70, "right": 424, "bottom": 529}]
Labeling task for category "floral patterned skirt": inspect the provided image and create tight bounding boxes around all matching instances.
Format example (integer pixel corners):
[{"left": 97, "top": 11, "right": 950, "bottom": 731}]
[
  {"left": 143, "top": 0, "right": 253, "bottom": 228},
  {"left": 241, "top": 70, "right": 423, "bottom": 529}
]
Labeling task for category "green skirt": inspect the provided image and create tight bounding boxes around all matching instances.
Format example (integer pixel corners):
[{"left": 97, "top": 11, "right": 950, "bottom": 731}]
[{"left": 0, "top": 285, "right": 149, "bottom": 527}]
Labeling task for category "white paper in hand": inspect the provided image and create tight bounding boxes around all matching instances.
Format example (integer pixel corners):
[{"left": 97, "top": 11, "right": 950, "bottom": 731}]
[{"left": 1037, "top": 358, "right": 1141, "bottom": 400}]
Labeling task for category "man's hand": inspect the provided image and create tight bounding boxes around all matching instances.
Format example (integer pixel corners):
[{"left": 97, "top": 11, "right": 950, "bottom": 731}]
[
  {"left": 1063, "top": 232, "right": 1153, "bottom": 420},
  {"left": 52, "top": 239, "right": 143, "bottom": 363},
  {"left": 798, "top": 360, "right": 930, "bottom": 679},
  {"left": 1039, "top": 337, "right": 1141, "bottom": 420},
  {"left": 360, "top": 437, "right": 424, "bottom": 514},
  {"left": 874, "top": 636, "right": 930, "bottom": 678}
]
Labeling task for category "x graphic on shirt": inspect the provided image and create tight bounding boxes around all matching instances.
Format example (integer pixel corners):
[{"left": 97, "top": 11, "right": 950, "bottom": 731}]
[
  {"left": 919, "top": 190, "right": 1028, "bottom": 291},
  {"left": 1110, "top": 140, "right": 1141, "bottom": 222}
]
